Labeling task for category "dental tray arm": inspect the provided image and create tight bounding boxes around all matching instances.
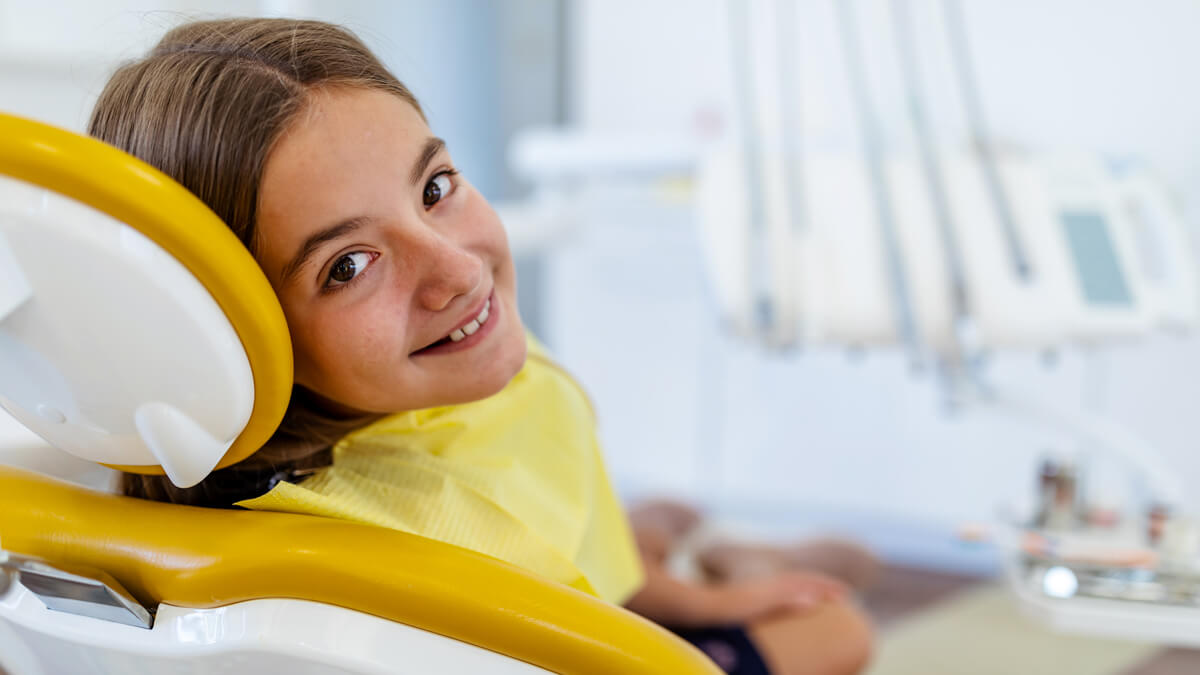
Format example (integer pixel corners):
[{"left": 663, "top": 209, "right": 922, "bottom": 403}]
[{"left": 0, "top": 467, "right": 719, "bottom": 675}]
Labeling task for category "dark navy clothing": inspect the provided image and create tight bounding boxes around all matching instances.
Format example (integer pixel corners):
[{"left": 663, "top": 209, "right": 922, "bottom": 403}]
[{"left": 668, "top": 625, "right": 771, "bottom": 674}]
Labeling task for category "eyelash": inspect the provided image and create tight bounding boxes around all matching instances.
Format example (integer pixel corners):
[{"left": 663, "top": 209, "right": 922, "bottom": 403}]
[{"left": 320, "top": 168, "right": 460, "bottom": 295}]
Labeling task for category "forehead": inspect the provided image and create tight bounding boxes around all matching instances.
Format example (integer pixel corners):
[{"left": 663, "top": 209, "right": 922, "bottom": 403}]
[
  {"left": 256, "top": 87, "right": 429, "bottom": 268},
  {"left": 263, "top": 86, "right": 429, "bottom": 203}
]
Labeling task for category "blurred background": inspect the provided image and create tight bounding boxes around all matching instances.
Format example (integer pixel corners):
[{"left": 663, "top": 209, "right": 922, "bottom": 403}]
[{"left": 5, "top": 1, "right": 1200, "bottom": 672}]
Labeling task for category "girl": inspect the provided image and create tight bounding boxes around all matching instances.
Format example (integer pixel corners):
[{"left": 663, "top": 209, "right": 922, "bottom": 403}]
[{"left": 92, "top": 18, "right": 872, "bottom": 675}]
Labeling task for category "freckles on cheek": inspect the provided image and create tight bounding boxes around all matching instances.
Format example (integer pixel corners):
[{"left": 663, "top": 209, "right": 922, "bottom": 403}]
[
  {"left": 301, "top": 296, "right": 411, "bottom": 384},
  {"left": 346, "top": 313, "right": 407, "bottom": 372},
  {"left": 303, "top": 311, "right": 375, "bottom": 376}
]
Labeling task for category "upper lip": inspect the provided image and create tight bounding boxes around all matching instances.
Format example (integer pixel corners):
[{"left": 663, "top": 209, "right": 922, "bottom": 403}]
[{"left": 414, "top": 290, "right": 492, "bottom": 352}]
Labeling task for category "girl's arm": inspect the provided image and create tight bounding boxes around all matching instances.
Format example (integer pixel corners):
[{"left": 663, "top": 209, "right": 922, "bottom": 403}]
[{"left": 623, "top": 528, "right": 846, "bottom": 627}]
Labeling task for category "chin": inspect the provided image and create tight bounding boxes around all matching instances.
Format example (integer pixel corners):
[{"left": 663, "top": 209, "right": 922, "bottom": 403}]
[
  {"left": 477, "top": 327, "right": 529, "bottom": 395},
  {"left": 423, "top": 330, "right": 525, "bottom": 408},
  {"left": 483, "top": 329, "right": 529, "bottom": 395}
]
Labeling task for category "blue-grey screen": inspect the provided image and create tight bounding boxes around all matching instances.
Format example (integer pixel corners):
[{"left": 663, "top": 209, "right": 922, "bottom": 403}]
[{"left": 1061, "top": 210, "right": 1133, "bottom": 306}]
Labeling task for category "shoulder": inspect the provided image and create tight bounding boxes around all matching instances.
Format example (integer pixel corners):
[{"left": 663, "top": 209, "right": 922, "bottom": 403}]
[{"left": 521, "top": 333, "right": 596, "bottom": 422}]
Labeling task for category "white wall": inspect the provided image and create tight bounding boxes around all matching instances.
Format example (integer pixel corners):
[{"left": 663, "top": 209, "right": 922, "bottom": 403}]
[{"left": 551, "top": 0, "right": 1200, "bottom": 564}]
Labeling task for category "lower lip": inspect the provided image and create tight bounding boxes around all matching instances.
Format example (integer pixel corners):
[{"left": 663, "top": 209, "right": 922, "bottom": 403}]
[{"left": 411, "top": 291, "right": 499, "bottom": 357}]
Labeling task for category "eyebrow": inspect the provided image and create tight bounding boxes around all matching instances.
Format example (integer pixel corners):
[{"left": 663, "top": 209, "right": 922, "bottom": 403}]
[
  {"left": 281, "top": 216, "right": 369, "bottom": 285},
  {"left": 411, "top": 136, "right": 446, "bottom": 185}
]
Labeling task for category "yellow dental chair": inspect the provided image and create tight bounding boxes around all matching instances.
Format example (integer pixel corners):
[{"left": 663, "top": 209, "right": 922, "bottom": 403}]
[{"left": 0, "top": 113, "right": 720, "bottom": 675}]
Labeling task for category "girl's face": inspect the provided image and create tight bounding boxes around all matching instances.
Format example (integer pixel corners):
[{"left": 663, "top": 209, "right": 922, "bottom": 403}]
[{"left": 255, "top": 86, "right": 526, "bottom": 415}]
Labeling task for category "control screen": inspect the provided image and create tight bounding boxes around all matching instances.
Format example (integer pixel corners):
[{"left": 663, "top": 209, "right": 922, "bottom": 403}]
[{"left": 1061, "top": 210, "right": 1133, "bottom": 307}]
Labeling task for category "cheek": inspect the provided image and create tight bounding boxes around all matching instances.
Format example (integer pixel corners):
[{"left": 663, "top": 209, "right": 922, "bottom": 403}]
[
  {"left": 292, "top": 301, "right": 405, "bottom": 387},
  {"left": 465, "top": 207, "right": 515, "bottom": 278}
]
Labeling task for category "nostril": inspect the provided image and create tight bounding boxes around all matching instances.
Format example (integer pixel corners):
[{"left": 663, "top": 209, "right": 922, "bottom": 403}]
[{"left": 419, "top": 264, "right": 482, "bottom": 312}]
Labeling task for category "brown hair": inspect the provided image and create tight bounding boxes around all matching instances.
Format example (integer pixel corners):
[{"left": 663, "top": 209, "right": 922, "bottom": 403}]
[{"left": 89, "top": 17, "right": 417, "bottom": 506}]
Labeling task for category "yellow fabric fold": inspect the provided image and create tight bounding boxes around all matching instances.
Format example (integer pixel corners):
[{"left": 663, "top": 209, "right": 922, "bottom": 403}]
[{"left": 238, "top": 334, "right": 645, "bottom": 605}]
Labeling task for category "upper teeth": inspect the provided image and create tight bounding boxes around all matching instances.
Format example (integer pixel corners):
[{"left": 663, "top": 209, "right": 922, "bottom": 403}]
[{"left": 449, "top": 300, "right": 491, "bottom": 342}]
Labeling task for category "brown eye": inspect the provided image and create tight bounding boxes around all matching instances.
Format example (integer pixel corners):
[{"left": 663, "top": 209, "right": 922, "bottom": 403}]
[
  {"left": 423, "top": 173, "right": 454, "bottom": 208},
  {"left": 327, "top": 252, "right": 371, "bottom": 287}
]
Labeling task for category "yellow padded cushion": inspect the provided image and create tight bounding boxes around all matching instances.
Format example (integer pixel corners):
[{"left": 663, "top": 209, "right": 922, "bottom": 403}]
[{"left": 0, "top": 467, "right": 720, "bottom": 674}]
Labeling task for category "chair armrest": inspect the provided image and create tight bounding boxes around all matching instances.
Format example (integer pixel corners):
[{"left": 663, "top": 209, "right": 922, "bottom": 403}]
[{"left": 0, "top": 467, "right": 719, "bottom": 674}]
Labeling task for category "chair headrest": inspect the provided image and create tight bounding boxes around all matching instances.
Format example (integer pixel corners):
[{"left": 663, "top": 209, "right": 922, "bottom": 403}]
[{"left": 0, "top": 113, "right": 292, "bottom": 487}]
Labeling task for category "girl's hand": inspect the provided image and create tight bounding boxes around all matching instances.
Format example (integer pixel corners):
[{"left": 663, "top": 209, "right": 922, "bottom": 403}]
[{"left": 699, "top": 571, "right": 849, "bottom": 625}]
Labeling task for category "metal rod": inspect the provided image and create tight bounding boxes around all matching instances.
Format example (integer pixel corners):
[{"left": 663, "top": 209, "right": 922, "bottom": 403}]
[
  {"left": 777, "top": 0, "right": 806, "bottom": 239},
  {"left": 833, "top": 0, "right": 923, "bottom": 366},
  {"left": 892, "top": 0, "right": 972, "bottom": 368},
  {"left": 943, "top": 0, "right": 1033, "bottom": 281},
  {"left": 727, "top": 0, "right": 777, "bottom": 338}
]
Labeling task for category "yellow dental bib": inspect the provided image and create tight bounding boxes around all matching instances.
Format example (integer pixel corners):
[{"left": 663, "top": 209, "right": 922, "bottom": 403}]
[{"left": 237, "top": 336, "right": 644, "bottom": 604}]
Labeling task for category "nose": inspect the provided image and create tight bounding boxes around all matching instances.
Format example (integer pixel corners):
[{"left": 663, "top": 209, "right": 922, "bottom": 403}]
[{"left": 412, "top": 231, "right": 482, "bottom": 312}]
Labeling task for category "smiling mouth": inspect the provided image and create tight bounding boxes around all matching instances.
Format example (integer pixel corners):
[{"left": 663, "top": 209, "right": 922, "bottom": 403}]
[{"left": 411, "top": 295, "right": 494, "bottom": 356}]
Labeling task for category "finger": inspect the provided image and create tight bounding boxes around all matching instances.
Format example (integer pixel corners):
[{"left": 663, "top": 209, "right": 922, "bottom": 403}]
[{"left": 788, "top": 590, "right": 823, "bottom": 609}]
